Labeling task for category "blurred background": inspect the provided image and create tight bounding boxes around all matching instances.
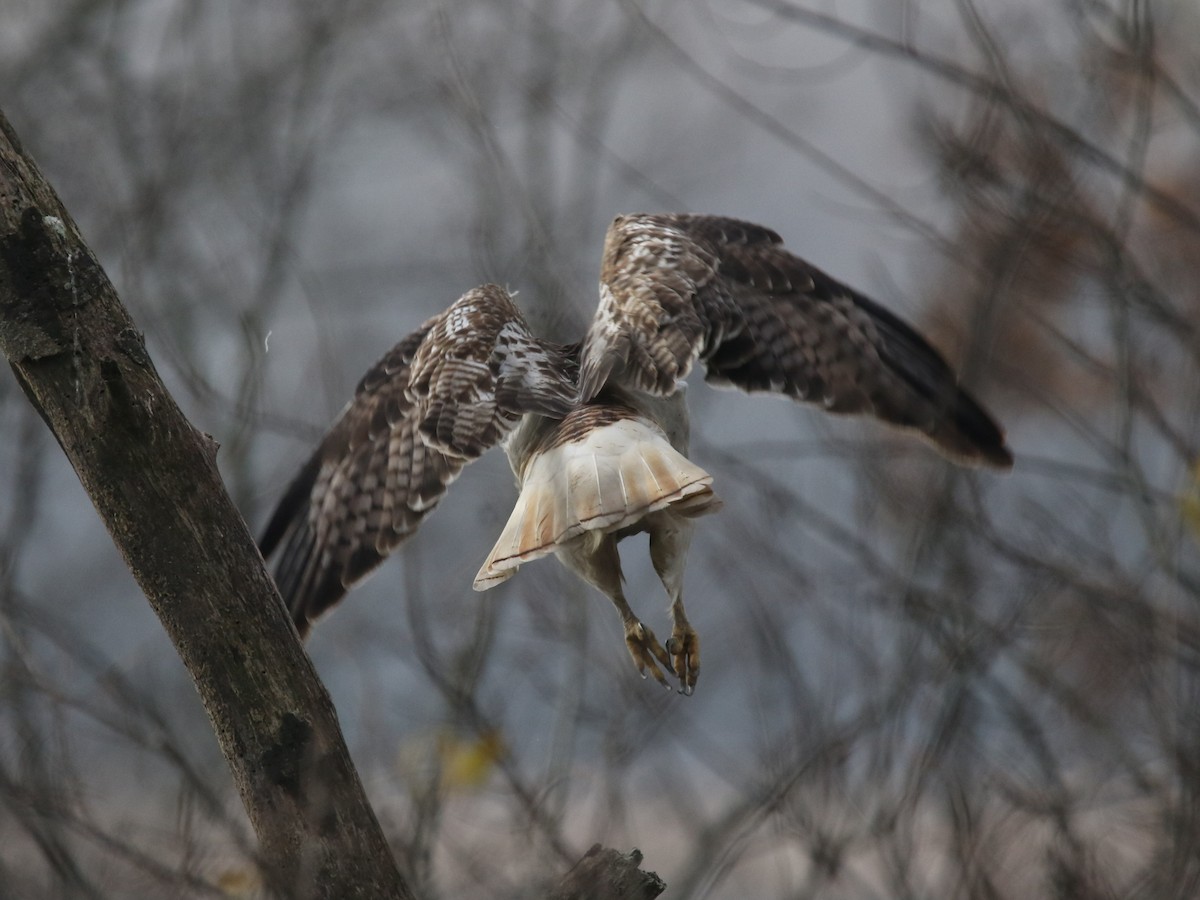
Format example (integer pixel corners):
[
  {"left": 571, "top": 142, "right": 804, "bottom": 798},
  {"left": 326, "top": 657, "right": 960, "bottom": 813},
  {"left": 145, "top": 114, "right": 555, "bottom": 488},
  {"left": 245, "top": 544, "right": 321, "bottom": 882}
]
[{"left": 2, "top": 0, "right": 1198, "bottom": 897}]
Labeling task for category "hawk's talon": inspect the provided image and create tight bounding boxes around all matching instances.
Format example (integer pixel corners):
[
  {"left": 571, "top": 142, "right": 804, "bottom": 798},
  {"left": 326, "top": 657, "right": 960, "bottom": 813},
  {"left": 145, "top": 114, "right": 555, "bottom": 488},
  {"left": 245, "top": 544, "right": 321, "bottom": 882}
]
[
  {"left": 668, "top": 622, "right": 700, "bottom": 694},
  {"left": 624, "top": 620, "right": 674, "bottom": 686}
]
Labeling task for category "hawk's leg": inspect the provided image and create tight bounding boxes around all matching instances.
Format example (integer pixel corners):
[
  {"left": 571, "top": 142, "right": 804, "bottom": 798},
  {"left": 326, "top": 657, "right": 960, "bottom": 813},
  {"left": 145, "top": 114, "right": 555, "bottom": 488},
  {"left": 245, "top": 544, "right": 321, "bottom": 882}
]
[
  {"left": 648, "top": 515, "right": 700, "bottom": 694},
  {"left": 558, "top": 534, "right": 674, "bottom": 688}
]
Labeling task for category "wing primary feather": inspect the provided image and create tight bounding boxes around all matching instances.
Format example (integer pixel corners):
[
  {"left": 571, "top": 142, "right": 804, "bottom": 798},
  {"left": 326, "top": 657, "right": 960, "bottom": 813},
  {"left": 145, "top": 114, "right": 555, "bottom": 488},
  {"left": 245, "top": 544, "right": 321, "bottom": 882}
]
[{"left": 258, "top": 453, "right": 321, "bottom": 560}]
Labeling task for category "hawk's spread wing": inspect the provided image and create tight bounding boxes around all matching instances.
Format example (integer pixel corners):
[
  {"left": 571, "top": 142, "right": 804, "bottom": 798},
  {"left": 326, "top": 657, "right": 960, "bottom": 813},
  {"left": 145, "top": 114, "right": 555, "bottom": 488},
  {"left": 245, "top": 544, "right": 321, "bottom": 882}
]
[
  {"left": 259, "top": 284, "right": 577, "bottom": 635},
  {"left": 580, "top": 214, "right": 1012, "bottom": 468}
]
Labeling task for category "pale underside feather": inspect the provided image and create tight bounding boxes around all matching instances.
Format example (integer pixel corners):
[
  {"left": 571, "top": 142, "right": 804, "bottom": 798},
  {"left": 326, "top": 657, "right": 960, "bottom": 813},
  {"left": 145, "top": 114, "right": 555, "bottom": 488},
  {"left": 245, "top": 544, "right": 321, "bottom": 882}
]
[{"left": 473, "top": 409, "right": 720, "bottom": 590}]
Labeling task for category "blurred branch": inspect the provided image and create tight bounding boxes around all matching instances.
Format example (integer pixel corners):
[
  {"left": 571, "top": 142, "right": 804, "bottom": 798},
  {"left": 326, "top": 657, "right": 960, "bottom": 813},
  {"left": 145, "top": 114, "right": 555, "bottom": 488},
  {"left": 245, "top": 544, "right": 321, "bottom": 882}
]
[
  {"left": 618, "top": 0, "right": 953, "bottom": 253},
  {"left": 738, "top": 0, "right": 1200, "bottom": 233}
]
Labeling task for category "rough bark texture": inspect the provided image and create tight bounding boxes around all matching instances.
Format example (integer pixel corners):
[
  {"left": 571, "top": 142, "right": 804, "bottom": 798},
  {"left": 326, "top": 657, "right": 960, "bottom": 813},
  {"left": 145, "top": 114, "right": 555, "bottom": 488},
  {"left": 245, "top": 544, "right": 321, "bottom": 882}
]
[
  {"left": 549, "top": 845, "right": 666, "bottom": 900},
  {"left": 0, "top": 109, "right": 413, "bottom": 898}
]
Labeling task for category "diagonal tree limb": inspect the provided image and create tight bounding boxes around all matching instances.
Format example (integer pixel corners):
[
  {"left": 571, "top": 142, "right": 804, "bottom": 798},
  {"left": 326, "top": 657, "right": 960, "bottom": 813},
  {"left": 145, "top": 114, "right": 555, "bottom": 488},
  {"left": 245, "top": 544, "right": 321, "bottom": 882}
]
[{"left": 0, "top": 107, "right": 413, "bottom": 899}]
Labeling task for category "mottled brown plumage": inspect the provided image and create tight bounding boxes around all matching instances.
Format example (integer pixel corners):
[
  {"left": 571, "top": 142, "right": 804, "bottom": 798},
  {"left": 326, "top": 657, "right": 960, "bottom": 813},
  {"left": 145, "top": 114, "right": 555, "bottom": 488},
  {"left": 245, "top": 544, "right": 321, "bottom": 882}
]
[{"left": 260, "top": 214, "right": 1012, "bottom": 690}]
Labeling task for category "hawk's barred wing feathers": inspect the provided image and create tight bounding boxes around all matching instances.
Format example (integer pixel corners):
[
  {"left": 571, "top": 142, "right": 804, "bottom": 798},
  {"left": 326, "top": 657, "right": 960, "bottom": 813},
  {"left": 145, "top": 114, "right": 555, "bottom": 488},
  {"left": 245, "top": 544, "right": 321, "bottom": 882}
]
[
  {"left": 259, "top": 284, "right": 576, "bottom": 635},
  {"left": 580, "top": 214, "right": 1012, "bottom": 468}
]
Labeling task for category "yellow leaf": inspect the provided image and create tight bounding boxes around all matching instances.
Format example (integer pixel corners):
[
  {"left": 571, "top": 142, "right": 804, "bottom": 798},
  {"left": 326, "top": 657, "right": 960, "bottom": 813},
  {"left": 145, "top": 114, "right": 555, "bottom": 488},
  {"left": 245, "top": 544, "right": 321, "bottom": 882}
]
[
  {"left": 1183, "top": 460, "right": 1200, "bottom": 540},
  {"left": 437, "top": 729, "right": 505, "bottom": 791},
  {"left": 215, "top": 867, "right": 261, "bottom": 896}
]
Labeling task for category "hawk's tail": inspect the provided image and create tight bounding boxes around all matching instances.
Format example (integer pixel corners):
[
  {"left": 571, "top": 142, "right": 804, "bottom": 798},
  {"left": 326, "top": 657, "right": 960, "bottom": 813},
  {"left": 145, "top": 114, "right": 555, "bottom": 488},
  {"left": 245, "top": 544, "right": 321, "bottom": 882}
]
[{"left": 473, "top": 410, "right": 720, "bottom": 590}]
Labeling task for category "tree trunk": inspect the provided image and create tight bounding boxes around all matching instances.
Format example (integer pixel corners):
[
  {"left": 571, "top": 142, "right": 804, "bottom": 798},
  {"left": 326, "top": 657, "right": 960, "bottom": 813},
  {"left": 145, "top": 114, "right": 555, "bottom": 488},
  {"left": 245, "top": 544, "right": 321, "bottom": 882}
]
[{"left": 0, "top": 109, "right": 413, "bottom": 898}]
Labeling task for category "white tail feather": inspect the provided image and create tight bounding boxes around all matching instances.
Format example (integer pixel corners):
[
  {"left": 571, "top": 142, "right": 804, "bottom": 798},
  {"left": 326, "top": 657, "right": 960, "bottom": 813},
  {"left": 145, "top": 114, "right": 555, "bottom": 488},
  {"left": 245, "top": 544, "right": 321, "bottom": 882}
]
[{"left": 473, "top": 417, "right": 719, "bottom": 590}]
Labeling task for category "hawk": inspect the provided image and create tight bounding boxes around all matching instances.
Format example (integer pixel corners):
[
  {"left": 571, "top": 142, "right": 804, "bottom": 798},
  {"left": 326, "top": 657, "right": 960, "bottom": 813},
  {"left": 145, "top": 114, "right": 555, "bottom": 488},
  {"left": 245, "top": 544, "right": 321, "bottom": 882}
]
[{"left": 259, "top": 214, "right": 1012, "bottom": 693}]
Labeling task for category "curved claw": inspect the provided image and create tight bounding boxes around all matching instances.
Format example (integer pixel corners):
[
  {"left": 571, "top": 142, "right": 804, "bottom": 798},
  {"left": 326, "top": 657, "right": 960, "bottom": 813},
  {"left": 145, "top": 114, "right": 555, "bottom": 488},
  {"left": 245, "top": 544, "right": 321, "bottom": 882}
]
[
  {"left": 666, "top": 627, "right": 700, "bottom": 694},
  {"left": 624, "top": 620, "right": 675, "bottom": 687}
]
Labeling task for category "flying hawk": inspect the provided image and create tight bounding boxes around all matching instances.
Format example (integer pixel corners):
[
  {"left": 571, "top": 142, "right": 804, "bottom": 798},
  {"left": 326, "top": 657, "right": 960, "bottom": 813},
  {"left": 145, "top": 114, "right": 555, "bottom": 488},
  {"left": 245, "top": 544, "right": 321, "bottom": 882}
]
[{"left": 259, "top": 214, "right": 1012, "bottom": 693}]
